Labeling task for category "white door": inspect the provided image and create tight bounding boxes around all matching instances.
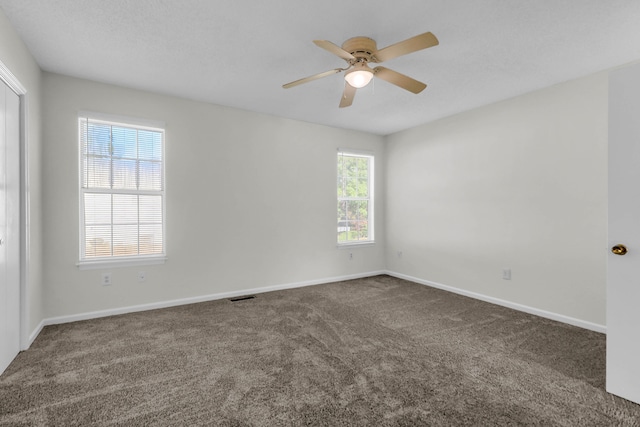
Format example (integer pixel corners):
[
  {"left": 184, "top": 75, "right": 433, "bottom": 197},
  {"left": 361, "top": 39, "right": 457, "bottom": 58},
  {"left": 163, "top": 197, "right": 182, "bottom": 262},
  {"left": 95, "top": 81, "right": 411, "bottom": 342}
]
[
  {"left": 607, "top": 62, "right": 640, "bottom": 405},
  {"left": 0, "top": 80, "right": 21, "bottom": 375}
]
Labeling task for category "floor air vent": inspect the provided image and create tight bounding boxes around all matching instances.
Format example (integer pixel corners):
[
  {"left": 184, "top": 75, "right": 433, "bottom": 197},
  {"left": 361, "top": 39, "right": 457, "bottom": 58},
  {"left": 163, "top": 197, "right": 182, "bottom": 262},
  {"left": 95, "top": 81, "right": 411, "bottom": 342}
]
[{"left": 229, "top": 295, "right": 256, "bottom": 302}]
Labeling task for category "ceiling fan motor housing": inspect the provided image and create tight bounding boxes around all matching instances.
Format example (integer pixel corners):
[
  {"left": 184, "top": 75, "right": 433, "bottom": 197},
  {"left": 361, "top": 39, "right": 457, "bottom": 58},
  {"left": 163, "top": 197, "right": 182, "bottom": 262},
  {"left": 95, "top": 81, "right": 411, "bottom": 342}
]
[{"left": 342, "top": 37, "right": 378, "bottom": 63}]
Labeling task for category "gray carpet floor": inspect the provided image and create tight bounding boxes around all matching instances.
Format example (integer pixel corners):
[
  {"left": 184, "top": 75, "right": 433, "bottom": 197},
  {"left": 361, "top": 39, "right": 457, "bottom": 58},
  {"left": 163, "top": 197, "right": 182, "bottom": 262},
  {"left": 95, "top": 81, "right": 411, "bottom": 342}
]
[{"left": 1, "top": 275, "right": 639, "bottom": 426}]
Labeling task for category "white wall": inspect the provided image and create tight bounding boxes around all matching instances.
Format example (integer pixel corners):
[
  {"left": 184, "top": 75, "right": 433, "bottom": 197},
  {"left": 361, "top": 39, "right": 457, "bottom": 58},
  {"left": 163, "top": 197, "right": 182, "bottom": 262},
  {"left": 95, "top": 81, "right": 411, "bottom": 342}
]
[
  {"left": 38, "top": 70, "right": 613, "bottom": 327},
  {"left": 385, "top": 73, "right": 608, "bottom": 327},
  {"left": 42, "top": 72, "right": 385, "bottom": 319},
  {"left": 0, "top": 9, "right": 44, "bottom": 340}
]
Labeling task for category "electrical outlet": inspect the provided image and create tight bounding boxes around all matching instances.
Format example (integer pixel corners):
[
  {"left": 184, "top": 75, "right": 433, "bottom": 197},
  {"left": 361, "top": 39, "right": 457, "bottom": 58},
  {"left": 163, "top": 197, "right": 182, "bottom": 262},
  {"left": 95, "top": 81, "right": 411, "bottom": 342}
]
[
  {"left": 349, "top": 252, "right": 353, "bottom": 260},
  {"left": 101, "top": 272, "right": 112, "bottom": 286},
  {"left": 397, "top": 251, "right": 403, "bottom": 258},
  {"left": 502, "top": 268, "right": 511, "bottom": 280},
  {"left": 138, "top": 271, "right": 146, "bottom": 282}
]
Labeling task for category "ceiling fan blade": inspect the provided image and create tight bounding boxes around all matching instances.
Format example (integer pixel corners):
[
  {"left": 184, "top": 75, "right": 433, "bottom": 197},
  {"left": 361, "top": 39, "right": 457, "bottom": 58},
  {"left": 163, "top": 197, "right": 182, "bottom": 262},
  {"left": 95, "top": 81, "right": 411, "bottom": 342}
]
[
  {"left": 339, "top": 82, "right": 356, "bottom": 108},
  {"left": 313, "top": 40, "right": 355, "bottom": 61},
  {"left": 373, "top": 66, "right": 427, "bottom": 94},
  {"left": 282, "top": 68, "right": 343, "bottom": 89},
  {"left": 373, "top": 32, "right": 439, "bottom": 63}
]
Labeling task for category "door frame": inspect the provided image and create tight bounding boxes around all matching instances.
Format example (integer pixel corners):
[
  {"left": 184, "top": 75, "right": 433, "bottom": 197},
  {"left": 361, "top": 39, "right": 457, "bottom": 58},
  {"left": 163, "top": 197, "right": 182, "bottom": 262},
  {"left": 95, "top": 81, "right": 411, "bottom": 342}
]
[{"left": 0, "top": 59, "right": 29, "bottom": 350}]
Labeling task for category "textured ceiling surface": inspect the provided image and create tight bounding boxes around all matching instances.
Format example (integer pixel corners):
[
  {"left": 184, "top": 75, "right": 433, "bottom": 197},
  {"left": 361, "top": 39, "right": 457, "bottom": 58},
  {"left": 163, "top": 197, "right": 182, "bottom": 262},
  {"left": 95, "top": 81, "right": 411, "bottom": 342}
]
[{"left": 2, "top": 0, "right": 640, "bottom": 135}]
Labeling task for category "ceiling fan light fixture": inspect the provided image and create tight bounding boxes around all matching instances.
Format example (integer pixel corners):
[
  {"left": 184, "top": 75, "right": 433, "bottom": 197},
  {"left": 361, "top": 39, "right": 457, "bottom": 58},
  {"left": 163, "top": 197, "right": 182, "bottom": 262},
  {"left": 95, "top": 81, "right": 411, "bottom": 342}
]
[{"left": 345, "top": 65, "right": 374, "bottom": 88}]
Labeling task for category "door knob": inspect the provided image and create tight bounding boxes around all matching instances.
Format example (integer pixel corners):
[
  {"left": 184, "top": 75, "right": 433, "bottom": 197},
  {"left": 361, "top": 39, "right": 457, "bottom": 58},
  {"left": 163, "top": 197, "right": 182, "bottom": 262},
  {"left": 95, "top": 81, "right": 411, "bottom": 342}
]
[{"left": 611, "top": 244, "right": 628, "bottom": 256}]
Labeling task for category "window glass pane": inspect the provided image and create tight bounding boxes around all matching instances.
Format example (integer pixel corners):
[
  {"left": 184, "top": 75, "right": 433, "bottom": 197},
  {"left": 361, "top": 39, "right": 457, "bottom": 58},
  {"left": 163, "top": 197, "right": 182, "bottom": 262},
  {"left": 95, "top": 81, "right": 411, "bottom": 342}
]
[
  {"left": 113, "top": 225, "right": 138, "bottom": 256},
  {"left": 347, "top": 200, "right": 367, "bottom": 221},
  {"left": 84, "top": 193, "right": 111, "bottom": 225},
  {"left": 111, "top": 126, "right": 137, "bottom": 159},
  {"left": 140, "top": 195, "right": 163, "bottom": 223},
  {"left": 112, "top": 158, "right": 138, "bottom": 190},
  {"left": 86, "top": 122, "right": 111, "bottom": 156},
  {"left": 358, "top": 200, "right": 369, "bottom": 222},
  {"left": 347, "top": 223, "right": 355, "bottom": 241},
  {"left": 357, "top": 178, "right": 368, "bottom": 198},
  {"left": 138, "top": 130, "right": 162, "bottom": 161},
  {"left": 85, "top": 225, "right": 112, "bottom": 258},
  {"left": 357, "top": 157, "right": 368, "bottom": 175},
  {"left": 337, "top": 177, "right": 345, "bottom": 198},
  {"left": 338, "top": 200, "right": 348, "bottom": 222},
  {"left": 139, "top": 161, "right": 162, "bottom": 191},
  {"left": 343, "top": 177, "right": 356, "bottom": 198},
  {"left": 343, "top": 157, "right": 357, "bottom": 178},
  {"left": 84, "top": 156, "right": 111, "bottom": 188},
  {"left": 140, "top": 224, "right": 163, "bottom": 254},
  {"left": 354, "top": 221, "right": 369, "bottom": 240},
  {"left": 113, "top": 194, "right": 138, "bottom": 225}
]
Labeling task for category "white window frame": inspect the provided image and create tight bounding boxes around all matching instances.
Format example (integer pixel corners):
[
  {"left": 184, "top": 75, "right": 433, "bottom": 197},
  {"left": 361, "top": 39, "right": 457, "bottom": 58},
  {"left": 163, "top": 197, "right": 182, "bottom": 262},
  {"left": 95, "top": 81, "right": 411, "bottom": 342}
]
[
  {"left": 337, "top": 149, "right": 375, "bottom": 246},
  {"left": 77, "top": 112, "right": 166, "bottom": 270}
]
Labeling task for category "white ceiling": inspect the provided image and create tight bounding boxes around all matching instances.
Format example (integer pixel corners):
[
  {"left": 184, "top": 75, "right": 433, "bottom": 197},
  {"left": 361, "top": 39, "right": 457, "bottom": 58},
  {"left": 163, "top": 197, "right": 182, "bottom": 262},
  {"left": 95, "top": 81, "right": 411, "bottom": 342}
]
[{"left": 2, "top": 1, "right": 640, "bottom": 135}]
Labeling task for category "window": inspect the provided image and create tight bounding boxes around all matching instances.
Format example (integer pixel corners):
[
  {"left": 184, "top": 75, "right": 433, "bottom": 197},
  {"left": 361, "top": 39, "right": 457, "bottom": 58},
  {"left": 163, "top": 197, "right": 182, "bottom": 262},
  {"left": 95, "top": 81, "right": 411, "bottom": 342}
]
[
  {"left": 337, "top": 151, "right": 374, "bottom": 244},
  {"left": 79, "top": 115, "right": 165, "bottom": 266}
]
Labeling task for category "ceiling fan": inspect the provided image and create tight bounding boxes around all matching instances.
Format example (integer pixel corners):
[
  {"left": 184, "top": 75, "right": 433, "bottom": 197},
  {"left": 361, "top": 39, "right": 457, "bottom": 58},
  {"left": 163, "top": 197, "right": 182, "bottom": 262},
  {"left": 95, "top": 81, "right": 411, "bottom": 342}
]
[{"left": 282, "top": 32, "right": 439, "bottom": 108}]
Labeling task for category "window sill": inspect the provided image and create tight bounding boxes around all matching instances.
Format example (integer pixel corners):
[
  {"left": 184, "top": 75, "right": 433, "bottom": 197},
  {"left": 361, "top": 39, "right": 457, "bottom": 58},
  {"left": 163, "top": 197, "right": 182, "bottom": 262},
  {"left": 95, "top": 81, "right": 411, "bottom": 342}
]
[
  {"left": 337, "top": 241, "right": 376, "bottom": 248},
  {"left": 77, "top": 256, "right": 166, "bottom": 271}
]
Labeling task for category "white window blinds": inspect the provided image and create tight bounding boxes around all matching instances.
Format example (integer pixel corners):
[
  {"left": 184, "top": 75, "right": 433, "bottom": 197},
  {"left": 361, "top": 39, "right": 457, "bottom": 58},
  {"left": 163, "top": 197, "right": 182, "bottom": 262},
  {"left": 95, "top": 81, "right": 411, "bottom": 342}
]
[{"left": 79, "top": 116, "right": 165, "bottom": 261}]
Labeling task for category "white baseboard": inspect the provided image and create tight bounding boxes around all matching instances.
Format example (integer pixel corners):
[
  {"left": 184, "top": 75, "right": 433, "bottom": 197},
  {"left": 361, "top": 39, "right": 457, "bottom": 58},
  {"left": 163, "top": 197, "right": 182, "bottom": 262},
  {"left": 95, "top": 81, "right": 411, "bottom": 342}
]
[
  {"left": 25, "top": 319, "right": 45, "bottom": 349},
  {"left": 27, "top": 269, "right": 604, "bottom": 345},
  {"left": 36, "top": 270, "right": 387, "bottom": 333},
  {"left": 384, "top": 270, "right": 607, "bottom": 334}
]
